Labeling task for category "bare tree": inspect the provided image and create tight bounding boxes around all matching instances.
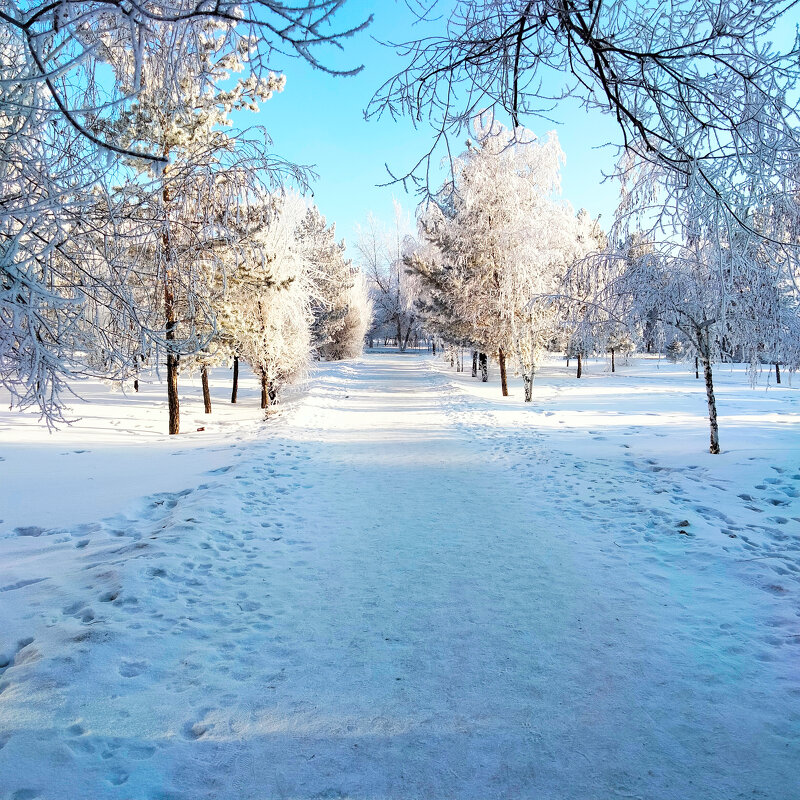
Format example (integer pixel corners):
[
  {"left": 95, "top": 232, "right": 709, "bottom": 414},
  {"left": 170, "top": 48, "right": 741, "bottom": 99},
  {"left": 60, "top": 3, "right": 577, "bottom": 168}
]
[{"left": 368, "top": 1, "right": 800, "bottom": 261}]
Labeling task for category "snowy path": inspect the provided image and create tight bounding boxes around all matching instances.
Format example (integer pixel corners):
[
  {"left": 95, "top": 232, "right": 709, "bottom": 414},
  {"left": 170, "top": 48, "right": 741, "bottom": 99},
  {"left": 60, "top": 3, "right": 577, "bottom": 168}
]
[{"left": 1, "top": 354, "right": 798, "bottom": 800}]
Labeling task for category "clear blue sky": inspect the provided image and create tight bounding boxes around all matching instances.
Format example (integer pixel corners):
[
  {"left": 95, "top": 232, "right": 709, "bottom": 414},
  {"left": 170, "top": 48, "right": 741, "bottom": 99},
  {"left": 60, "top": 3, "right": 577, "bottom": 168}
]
[{"left": 246, "top": 1, "right": 622, "bottom": 258}]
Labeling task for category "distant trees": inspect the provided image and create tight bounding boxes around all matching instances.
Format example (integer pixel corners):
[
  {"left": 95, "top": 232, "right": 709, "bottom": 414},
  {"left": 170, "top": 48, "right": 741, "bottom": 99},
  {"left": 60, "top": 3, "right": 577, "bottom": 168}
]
[
  {"left": 357, "top": 204, "right": 421, "bottom": 351},
  {"left": 400, "top": 111, "right": 799, "bottom": 454},
  {"left": 409, "top": 119, "right": 601, "bottom": 401}
]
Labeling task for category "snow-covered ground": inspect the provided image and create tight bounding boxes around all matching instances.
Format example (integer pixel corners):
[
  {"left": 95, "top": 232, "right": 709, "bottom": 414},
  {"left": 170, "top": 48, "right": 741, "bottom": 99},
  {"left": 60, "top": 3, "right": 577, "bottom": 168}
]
[
  {"left": 0, "top": 365, "right": 279, "bottom": 534},
  {"left": 0, "top": 353, "right": 798, "bottom": 800}
]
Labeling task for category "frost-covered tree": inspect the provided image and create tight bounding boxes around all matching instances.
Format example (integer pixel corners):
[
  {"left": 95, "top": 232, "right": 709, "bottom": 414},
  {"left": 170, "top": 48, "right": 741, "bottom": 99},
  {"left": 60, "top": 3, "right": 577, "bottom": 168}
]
[
  {"left": 609, "top": 144, "right": 800, "bottom": 453},
  {"left": 299, "top": 206, "right": 372, "bottom": 360},
  {"left": 613, "top": 231, "right": 796, "bottom": 454},
  {"left": 219, "top": 193, "right": 312, "bottom": 409},
  {"left": 357, "top": 204, "right": 421, "bottom": 351},
  {"left": 412, "top": 119, "right": 600, "bottom": 400},
  {"left": 333, "top": 269, "right": 373, "bottom": 360},
  {"left": 0, "top": 22, "right": 126, "bottom": 422},
  {"left": 1, "top": 1, "right": 367, "bottom": 422},
  {"left": 369, "top": 1, "right": 800, "bottom": 267},
  {"left": 106, "top": 17, "right": 301, "bottom": 434}
]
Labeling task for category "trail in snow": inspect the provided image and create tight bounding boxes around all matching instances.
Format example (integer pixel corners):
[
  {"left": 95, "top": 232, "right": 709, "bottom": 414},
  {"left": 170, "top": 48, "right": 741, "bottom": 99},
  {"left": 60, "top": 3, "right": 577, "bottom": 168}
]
[{"left": 0, "top": 353, "right": 798, "bottom": 800}]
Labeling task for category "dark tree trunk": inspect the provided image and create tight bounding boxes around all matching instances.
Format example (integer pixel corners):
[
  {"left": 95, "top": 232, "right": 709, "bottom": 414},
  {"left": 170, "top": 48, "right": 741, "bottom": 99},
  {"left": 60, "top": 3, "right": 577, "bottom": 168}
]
[
  {"left": 611, "top": 348, "right": 615, "bottom": 373},
  {"left": 472, "top": 350, "right": 478, "bottom": 377},
  {"left": 401, "top": 321, "right": 414, "bottom": 352},
  {"left": 260, "top": 373, "right": 269, "bottom": 409},
  {"left": 576, "top": 352, "right": 582, "bottom": 379},
  {"left": 201, "top": 366, "right": 211, "bottom": 414},
  {"left": 231, "top": 356, "right": 239, "bottom": 403},
  {"left": 162, "top": 175, "right": 179, "bottom": 436},
  {"left": 166, "top": 351, "right": 179, "bottom": 435},
  {"left": 134, "top": 378, "right": 139, "bottom": 393},
  {"left": 498, "top": 348, "right": 509, "bottom": 396},
  {"left": 695, "top": 356, "right": 699, "bottom": 379},
  {"left": 450, "top": 350, "right": 455, "bottom": 367},
  {"left": 163, "top": 269, "right": 179, "bottom": 434},
  {"left": 566, "top": 356, "right": 570, "bottom": 368},
  {"left": 397, "top": 320, "right": 406, "bottom": 352},
  {"left": 432, "top": 340, "right": 437, "bottom": 355},
  {"left": 775, "top": 362, "right": 781, "bottom": 384},
  {"left": 164, "top": 289, "right": 179, "bottom": 436},
  {"left": 479, "top": 352, "right": 488, "bottom": 382},
  {"left": 702, "top": 356, "right": 720, "bottom": 454}
]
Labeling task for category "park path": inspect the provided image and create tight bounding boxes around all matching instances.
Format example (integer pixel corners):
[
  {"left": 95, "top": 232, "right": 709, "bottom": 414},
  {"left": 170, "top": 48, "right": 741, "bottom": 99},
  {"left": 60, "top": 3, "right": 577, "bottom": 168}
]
[{"left": 0, "top": 353, "right": 797, "bottom": 800}]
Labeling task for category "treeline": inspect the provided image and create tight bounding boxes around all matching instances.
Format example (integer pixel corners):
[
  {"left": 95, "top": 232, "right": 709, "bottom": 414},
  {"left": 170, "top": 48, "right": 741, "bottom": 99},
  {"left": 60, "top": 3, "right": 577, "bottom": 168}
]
[
  {"left": 397, "top": 119, "right": 800, "bottom": 454},
  {"left": 0, "top": 7, "right": 371, "bottom": 434}
]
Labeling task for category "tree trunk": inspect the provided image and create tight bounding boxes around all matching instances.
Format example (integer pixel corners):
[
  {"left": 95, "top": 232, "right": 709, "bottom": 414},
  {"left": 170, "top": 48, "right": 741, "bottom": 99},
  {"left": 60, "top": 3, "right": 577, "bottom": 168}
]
[
  {"left": 576, "top": 352, "right": 582, "bottom": 379},
  {"left": 702, "top": 356, "right": 720, "bottom": 454},
  {"left": 695, "top": 356, "right": 699, "bottom": 380},
  {"left": 522, "top": 369, "right": 534, "bottom": 402},
  {"left": 449, "top": 350, "right": 455, "bottom": 367},
  {"left": 566, "top": 356, "right": 570, "bottom": 367},
  {"left": 611, "top": 348, "right": 615, "bottom": 373},
  {"left": 401, "top": 321, "right": 414, "bottom": 352},
  {"left": 231, "top": 356, "right": 239, "bottom": 403},
  {"left": 432, "top": 340, "right": 436, "bottom": 355},
  {"left": 472, "top": 350, "right": 478, "bottom": 377},
  {"left": 775, "top": 362, "right": 781, "bottom": 385},
  {"left": 162, "top": 172, "right": 179, "bottom": 436},
  {"left": 498, "top": 348, "right": 509, "bottom": 396},
  {"left": 166, "top": 351, "right": 179, "bottom": 435},
  {"left": 164, "top": 279, "right": 179, "bottom": 435},
  {"left": 260, "top": 373, "right": 269, "bottom": 409},
  {"left": 134, "top": 378, "right": 139, "bottom": 393},
  {"left": 479, "top": 352, "right": 488, "bottom": 382},
  {"left": 201, "top": 366, "right": 211, "bottom": 414}
]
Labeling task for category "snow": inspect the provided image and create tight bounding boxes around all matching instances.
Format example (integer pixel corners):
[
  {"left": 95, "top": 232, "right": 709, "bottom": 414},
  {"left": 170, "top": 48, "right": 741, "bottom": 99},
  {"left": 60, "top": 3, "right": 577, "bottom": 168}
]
[
  {"left": 0, "top": 352, "right": 798, "bottom": 799},
  {"left": 0, "top": 366, "right": 276, "bottom": 534}
]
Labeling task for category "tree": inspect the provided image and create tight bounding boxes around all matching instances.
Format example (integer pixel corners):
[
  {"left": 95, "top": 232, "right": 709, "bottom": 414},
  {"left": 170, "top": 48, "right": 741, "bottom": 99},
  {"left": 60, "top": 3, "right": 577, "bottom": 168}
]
[
  {"left": 368, "top": 0, "right": 800, "bottom": 278},
  {"left": 612, "top": 230, "right": 796, "bottom": 454},
  {"left": 299, "top": 206, "right": 372, "bottom": 360},
  {"left": 412, "top": 118, "right": 598, "bottom": 401},
  {"left": 357, "top": 203, "right": 421, "bottom": 352},
  {"left": 1, "top": 1, "right": 368, "bottom": 422},
  {"left": 219, "top": 193, "right": 313, "bottom": 409},
  {"left": 106, "top": 17, "right": 299, "bottom": 434}
]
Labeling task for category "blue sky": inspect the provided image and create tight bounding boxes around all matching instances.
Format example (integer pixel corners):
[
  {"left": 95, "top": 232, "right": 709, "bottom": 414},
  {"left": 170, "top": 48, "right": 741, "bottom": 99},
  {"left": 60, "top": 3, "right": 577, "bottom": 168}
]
[{"left": 247, "top": 1, "right": 623, "bottom": 257}]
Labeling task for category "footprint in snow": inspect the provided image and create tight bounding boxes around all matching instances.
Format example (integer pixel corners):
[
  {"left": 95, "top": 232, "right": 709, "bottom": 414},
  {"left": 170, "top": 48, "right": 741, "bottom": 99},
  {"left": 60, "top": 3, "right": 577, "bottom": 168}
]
[
  {"left": 14, "top": 526, "right": 47, "bottom": 537},
  {"left": 106, "top": 769, "right": 129, "bottom": 786}
]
